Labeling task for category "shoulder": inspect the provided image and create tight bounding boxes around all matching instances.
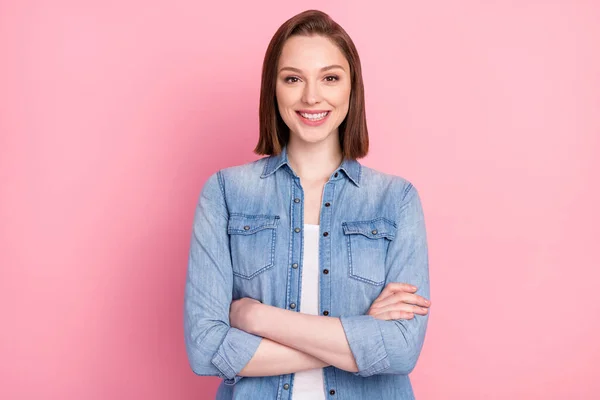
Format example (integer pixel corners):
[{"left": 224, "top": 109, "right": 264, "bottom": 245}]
[
  {"left": 201, "top": 157, "right": 272, "bottom": 206},
  {"left": 360, "top": 165, "right": 426, "bottom": 231},
  {"left": 219, "top": 157, "right": 269, "bottom": 182},
  {"left": 360, "top": 164, "right": 419, "bottom": 204},
  {"left": 202, "top": 157, "right": 269, "bottom": 189}
]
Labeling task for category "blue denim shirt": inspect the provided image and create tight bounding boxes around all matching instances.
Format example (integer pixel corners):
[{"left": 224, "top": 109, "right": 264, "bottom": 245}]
[{"left": 184, "top": 146, "right": 430, "bottom": 399}]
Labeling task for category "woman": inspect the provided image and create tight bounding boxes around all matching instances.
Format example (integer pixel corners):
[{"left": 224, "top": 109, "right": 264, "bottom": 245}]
[{"left": 184, "top": 9, "right": 431, "bottom": 400}]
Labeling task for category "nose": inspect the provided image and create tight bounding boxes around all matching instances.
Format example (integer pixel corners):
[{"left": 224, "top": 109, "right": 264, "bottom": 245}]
[{"left": 301, "top": 80, "right": 321, "bottom": 105}]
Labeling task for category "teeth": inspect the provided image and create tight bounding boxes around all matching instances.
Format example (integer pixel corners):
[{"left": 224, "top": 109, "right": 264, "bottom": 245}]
[{"left": 300, "top": 111, "right": 328, "bottom": 120}]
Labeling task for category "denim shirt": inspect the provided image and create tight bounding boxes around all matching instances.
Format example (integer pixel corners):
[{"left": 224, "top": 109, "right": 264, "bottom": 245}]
[{"left": 184, "top": 146, "right": 430, "bottom": 400}]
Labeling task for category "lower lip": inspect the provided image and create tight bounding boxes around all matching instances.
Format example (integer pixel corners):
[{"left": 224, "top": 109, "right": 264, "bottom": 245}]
[{"left": 296, "top": 111, "right": 330, "bottom": 126}]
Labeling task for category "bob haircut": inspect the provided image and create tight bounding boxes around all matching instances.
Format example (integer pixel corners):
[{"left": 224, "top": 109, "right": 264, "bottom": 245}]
[{"left": 254, "top": 9, "right": 369, "bottom": 160}]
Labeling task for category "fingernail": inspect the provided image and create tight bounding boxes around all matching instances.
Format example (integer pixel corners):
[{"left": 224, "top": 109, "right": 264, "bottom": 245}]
[{"left": 411, "top": 285, "right": 417, "bottom": 290}]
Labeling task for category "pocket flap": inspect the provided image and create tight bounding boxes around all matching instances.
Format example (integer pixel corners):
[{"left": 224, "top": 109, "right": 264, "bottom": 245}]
[
  {"left": 342, "top": 217, "right": 397, "bottom": 240},
  {"left": 228, "top": 214, "right": 280, "bottom": 235}
]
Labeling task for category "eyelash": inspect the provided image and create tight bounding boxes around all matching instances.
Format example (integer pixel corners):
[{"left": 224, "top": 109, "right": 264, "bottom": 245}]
[{"left": 284, "top": 75, "right": 339, "bottom": 84}]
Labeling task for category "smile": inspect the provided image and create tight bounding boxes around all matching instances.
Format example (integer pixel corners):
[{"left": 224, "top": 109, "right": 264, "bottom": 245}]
[{"left": 296, "top": 110, "right": 331, "bottom": 126}]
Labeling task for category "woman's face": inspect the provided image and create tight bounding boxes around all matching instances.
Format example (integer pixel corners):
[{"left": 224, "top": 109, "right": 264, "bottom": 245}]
[{"left": 276, "top": 35, "right": 351, "bottom": 146}]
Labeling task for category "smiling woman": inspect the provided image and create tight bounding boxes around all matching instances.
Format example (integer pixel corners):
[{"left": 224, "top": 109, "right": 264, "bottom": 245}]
[
  {"left": 184, "top": 9, "right": 431, "bottom": 400},
  {"left": 255, "top": 11, "right": 369, "bottom": 160}
]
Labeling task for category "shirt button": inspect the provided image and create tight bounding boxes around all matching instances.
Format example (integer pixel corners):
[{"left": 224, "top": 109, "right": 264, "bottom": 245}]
[
  {"left": 372, "top": 229, "right": 378, "bottom": 235},
  {"left": 294, "top": 227, "right": 301, "bottom": 233},
  {"left": 323, "top": 269, "right": 329, "bottom": 274},
  {"left": 323, "top": 310, "right": 329, "bottom": 316},
  {"left": 325, "top": 202, "right": 331, "bottom": 207},
  {"left": 334, "top": 172, "right": 339, "bottom": 178},
  {"left": 290, "top": 303, "right": 296, "bottom": 309},
  {"left": 292, "top": 263, "right": 298, "bottom": 269},
  {"left": 283, "top": 384, "right": 290, "bottom": 390},
  {"left": 244, "top": 225, "right": 250, "bottom": 230},
  {"left": 294, "top": 198, "right": 300, "bottom": 203},
  {"left": 329, "top": 389, "right": 336, "bottom": 395},
  {"left": 323, "top": 232, "right": 329, "bottom": 237}
]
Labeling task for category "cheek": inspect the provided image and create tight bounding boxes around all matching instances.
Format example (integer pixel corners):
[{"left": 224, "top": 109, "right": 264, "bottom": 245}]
[
  {"left": 275, "top": 85, "right": 295, "bottom": 109},
  {"left": 329, "top": 85, "right": 351, "bottom": 109}
]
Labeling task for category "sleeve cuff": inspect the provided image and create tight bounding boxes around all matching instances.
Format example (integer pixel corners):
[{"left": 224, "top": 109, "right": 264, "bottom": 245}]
[
  {"left": 211, "top": 327, "right": 263, "bottom": 385},
  {"left": 340, "top": 315, "right": 390, "bottom": 377}
]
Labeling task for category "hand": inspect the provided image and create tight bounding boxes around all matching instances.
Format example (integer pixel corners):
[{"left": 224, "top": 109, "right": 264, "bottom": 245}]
[
  {"left": 367, "top": 282, "right": 431, "bottom": 321},
  {"left": 230, "top": 297, "right": 263, "bottom": 333}
]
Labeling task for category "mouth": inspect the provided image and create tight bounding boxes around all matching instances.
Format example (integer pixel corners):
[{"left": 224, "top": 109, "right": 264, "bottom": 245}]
[{"left": 295, "top": 110, "right": 331, "bottom": 126}]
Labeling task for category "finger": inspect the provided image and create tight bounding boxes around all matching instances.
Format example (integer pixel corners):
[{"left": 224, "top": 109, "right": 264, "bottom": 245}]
[
  {"left": 374, "top": 302, "right": 428, "bottom": 315},
  {"left": 368, "top": 300, "right": 412, "bottom": 316},
  {"left": 374, "top": 292, "right": 431, "bottom": 307},
  {"left": 372, "top": 303, "right": 429, "bottom": 317},
  {"left": 373, "top": 282, "right": 418, "bottom": 304},
  {"left": 386, "top": 282, "right": 418, "bottom": 294},
  {"left": 371, "top": 291, "right": 430, "bottom": 310},
  {"left": 371, "top": 310, "right": 414, "bottom": 321}
]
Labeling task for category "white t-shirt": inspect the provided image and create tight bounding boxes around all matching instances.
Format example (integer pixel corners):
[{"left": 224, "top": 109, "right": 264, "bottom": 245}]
[{"left": 291, "top": 224, "right": 327, "bottom": 400}]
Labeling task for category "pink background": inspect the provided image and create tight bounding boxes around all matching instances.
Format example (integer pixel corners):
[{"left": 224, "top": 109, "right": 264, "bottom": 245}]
[{"left": 1, "top": 1, "right": 599, "bottom": 399}]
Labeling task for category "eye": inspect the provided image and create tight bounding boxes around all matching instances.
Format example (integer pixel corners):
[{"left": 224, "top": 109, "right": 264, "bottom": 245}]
[
  {"left": 324, "top": 75, "right": 339, "bottom": 82},
  {"left": 284, "top": 76, "right": 300, "bottom": 83}
]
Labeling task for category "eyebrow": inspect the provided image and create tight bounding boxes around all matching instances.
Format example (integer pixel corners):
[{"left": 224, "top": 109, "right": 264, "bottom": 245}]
[{"left": 278, "top": 64, "right": 346, "bottom": 74}]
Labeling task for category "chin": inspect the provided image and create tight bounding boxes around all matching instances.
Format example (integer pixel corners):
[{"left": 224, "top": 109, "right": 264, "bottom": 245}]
[{"left": 295, "top": 128, "right": 333, "bottom": 144}]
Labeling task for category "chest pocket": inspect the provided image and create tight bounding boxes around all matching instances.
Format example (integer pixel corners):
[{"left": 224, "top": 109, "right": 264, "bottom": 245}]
[
  {"left": 228, "top": 214, "right": 279, "bottom": 279},
  {"left": 342, "top": 217, "right": 397, "bottom": 286}
]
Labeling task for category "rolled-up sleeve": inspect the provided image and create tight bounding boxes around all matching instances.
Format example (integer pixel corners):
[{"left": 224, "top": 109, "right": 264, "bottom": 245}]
[
  {"left": 184, "top": 171, "right": 262, "bottom": 385},
  {"left": 340, "top": 183, "right": 430, "bottom": 377}
]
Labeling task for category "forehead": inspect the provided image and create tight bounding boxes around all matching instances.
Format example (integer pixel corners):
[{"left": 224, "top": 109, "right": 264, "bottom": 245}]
[{"left": 278, "top": 35, "right": 349, "bottom": 72}]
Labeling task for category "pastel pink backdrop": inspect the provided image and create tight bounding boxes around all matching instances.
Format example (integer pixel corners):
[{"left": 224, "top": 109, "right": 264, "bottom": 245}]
[{"left": 1, "top": 1, "right": 599, "bottom": 399}]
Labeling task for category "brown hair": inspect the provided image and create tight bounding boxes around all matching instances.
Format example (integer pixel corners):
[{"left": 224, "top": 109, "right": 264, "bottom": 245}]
[{"left": 254, "top": 9, "right": 369, "bottom": 159}]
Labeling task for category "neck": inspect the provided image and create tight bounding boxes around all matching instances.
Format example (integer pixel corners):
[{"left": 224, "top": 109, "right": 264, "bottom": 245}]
[{"left": 286, "top": 135, "right": 343, "bottom": 182}]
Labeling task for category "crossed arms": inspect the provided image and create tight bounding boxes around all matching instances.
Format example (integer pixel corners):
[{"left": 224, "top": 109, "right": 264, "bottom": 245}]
[{"left": 183, "top": 172, "right": 430, "bottom": 385}]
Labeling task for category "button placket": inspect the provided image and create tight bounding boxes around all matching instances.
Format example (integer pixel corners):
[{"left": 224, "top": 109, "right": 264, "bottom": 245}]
[
  {"left": 319, "top": 181, "right": 335, "bottom": 336},
  {"left": 318, "top": 181, "right": 341, "bottom": 396},
  {"left": 284, "top": 179, "right": 305, "bottom": 397},
  {"left": 288, "top": 179, "right": 303, "bottom": 317}
]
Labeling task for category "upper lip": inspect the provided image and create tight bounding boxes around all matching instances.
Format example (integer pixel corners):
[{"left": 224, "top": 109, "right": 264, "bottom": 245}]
[{"left": 296, "top": 110, "right": 331, "bottom": 114}]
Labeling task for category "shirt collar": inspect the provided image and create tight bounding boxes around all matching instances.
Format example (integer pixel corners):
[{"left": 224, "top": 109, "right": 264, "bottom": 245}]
[{"left": 261, "top": 145, "right": 362, "bottom": 187}]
